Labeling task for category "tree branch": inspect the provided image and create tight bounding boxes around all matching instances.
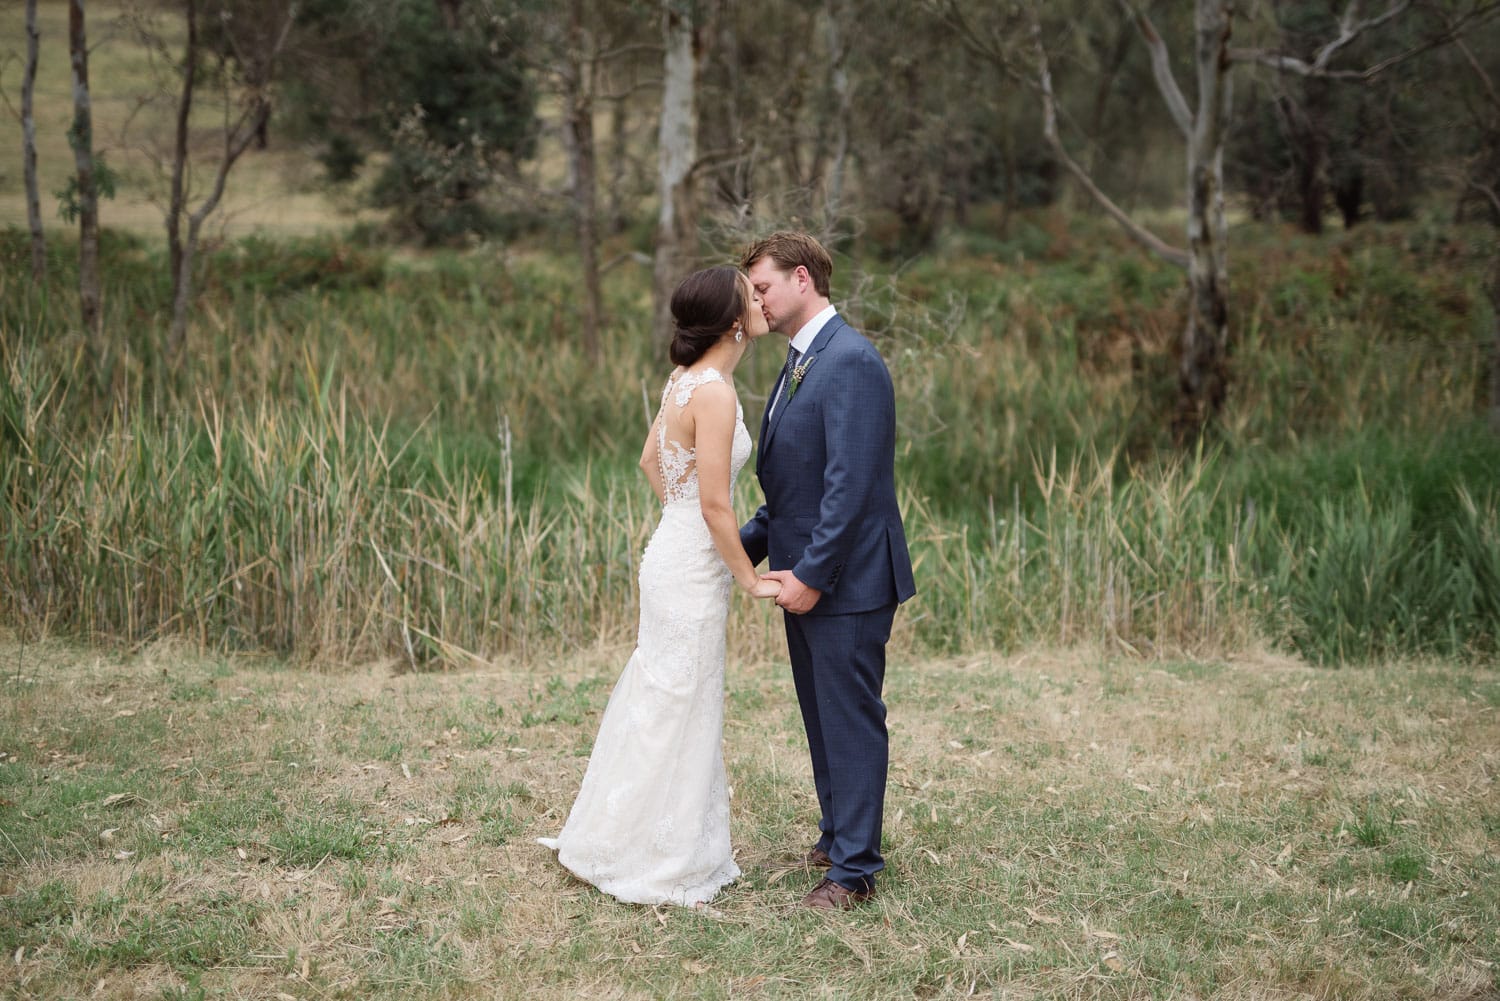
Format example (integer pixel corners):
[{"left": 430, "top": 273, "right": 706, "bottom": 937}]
[
  {"left": 1232, "top": 0, "right": 1500, "bottom": 79},
  {"left": 1032, "top": 15, "right": 1189, "bottom": 269},
  {"left": 934, "top": 0, "right": 1004, "bottom": 65},
  {"left": 1230, "top": 0, "right": 1409, "bottom": 74},
  {"left": 1117, "top": 0, "right": 1193, "bottom": 138},
  {"left": 1359, "top": 0, "right": 1500, "bottom": 78},
  {"left": 1469, "top": 177, "right": 1500, "bottom": 220},
  {"left": 1431, "top": 5, "right": 1500, "bottom": 113}
]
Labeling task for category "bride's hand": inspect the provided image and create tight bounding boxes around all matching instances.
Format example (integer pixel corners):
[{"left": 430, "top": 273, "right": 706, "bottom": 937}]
[{"left": 746, "top": 577, "right": 782, "bottom": 600}]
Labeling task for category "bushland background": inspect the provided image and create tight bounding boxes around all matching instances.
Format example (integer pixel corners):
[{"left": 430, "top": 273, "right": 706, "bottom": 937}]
[{"left": 1, "top": 1, "right": 1498, "bottom": 999}]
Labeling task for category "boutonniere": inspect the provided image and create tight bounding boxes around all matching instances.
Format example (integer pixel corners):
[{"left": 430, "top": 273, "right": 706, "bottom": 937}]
[{"left": 788, "top": 354, "right": 817, "bottom": 400}]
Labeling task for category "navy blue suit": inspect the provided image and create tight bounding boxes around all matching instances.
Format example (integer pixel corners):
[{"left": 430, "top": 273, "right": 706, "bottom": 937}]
[{"left": 741, "top": 313, "right": 915, "bottom": 894}]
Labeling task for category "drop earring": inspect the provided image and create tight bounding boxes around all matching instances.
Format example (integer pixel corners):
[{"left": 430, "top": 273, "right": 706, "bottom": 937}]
[{"left": 734, "top": 325, "right": 744, "bottom": 343}]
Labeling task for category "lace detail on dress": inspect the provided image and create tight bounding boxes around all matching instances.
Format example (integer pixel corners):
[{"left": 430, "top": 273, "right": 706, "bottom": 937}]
[{"left": 656, "top": 368, "right": 749, "bottom": 508}]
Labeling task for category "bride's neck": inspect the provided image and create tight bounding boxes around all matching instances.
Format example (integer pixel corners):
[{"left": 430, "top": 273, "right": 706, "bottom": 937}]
[{"left": 694, "top": 337, "right": 744, "bottom": 375}]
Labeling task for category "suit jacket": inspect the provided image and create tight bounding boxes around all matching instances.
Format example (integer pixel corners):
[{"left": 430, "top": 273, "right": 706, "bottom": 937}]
[{"left": 741, "top": 314, "right": 916, "bottom": 616}]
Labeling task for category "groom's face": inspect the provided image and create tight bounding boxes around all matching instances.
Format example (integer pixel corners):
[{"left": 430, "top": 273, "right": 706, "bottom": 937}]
[{"left": 747, "top": 258, "right": 802, "bottom": 336}]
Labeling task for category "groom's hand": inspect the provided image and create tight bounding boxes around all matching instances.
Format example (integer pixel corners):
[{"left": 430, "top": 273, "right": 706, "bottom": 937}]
[{"left": 763, "top": 570, "right": 821, "bottom": 614}]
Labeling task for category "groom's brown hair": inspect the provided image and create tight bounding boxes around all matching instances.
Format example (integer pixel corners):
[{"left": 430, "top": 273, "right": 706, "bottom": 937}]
[{"left": 741, "top": 231, "right": 833, "bottom": 298}]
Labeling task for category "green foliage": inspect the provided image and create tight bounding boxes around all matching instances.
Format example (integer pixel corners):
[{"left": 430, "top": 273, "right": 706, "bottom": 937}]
[
  {"left": 316, "top": 133, "right": 365, "bottom": 184},
  {"left": 2, "top": 216, "right": 1497, "bottom": 667},
  {"left": 203, "top": 234, "right": 388, "bottom": 296},
  {"left": 361, "top": 0, "right": 536, "bottom": 245},
  {"left": 53, "top": 153, "right": 119, "bottom": 224}
]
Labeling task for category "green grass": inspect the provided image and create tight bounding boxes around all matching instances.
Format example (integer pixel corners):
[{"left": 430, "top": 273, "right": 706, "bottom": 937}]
[
  {"left": 3, "top": 636, "right": 1494, "bottom": 998},
  {"left": 5, "top": 215, "right": 1497, "bottom": 668}
]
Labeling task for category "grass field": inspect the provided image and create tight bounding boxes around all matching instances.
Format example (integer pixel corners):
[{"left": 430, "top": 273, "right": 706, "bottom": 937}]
[
  {"left": 5, "top": 4, "right": 1499, "bottom": 997},
  {"left": 2, "top": 630, "right": 1497, "bottom": 999}
]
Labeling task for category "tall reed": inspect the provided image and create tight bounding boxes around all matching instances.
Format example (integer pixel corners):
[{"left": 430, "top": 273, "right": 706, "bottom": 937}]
[{"left": 3, "top": 219, "right": 1497, "bottom": 666}]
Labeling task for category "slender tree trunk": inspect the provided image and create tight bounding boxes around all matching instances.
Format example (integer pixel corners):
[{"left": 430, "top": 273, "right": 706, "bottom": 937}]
[
  {"left": 822, "top": 0, "right": 851, "bottom": 239},
  {"left": 1178, "top": 0, "right": 1235, "bottom": 439},
  {"left": 719, "top": 11, "right": 753, "bottom": 217},
  {"left": 169, "top": 103, "right": 270, "bottom": 355},
  {"left": 165, "top": 9, "right": 292, "bottom": 358},
  {"left": 68, "top": 0, "right": 103, "bottom": 355},
  {"left": 653, "top": 0, "right": 703, "bottom": 340},
  {"left": 168, "top": 0, "right": 198, "bottom": 312},
  {"left": 1489, "top": 256, "right": 1500, "bottom": 435},
  {"left": 1084, "top": 14, "right": 1137, "bottom": 189},
  {"left": 563, "top": 0, "right": 603, "bottom": 361},
  {"left": 23, "top": 0, "right": 45, "bottom": 284},
  {"left": 1293, "top": 76, "right": 1329, "bottom": 234},
  {"left": 605, "top": 96, "right": 629, "bottom": 235}
]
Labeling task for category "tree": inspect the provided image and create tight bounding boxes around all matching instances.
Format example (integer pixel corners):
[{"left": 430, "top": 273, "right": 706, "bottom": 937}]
[
  {"left": 1232, "top": 0, "right": 1500, "bottom": 227},
  {"left": 1435, "top": 18, "right": 1500, "bottom": 430},
  {"left": 653, "top": 0, "right": 708, "bottom": 338},
  {"left": 22, "top": 0, "right": 45, "bottom": 283},
  {"left": 1097, "top": 0, "right": 1233, "bottom": 436},
  {"left": 161, "top": 0, "right": 296, "bottom": 360},
  {"left": 1442, "top": 11, "right": 1500, "bottom": 226},
  {"left": 535, "top": 0, "right": 655, "bottom": 362},
  {"left": 822, "top": 0, "right": 853, "bottom": 233},
  {"left": 560, "top": 0, "right": 603, "bottom": 360},
  {"left": 950, "top": 0, "right": 1499, "bottom": 436},
  {"left": 67, "top": 0, "right": 104, "bottom": 357},
  {"left": 363, "top": 0, "right": 537, "bottom": 245}
]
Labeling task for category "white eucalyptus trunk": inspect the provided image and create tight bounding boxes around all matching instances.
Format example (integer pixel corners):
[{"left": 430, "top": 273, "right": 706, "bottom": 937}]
[
  {"left": 1179, "top": 0, "right": 1235, "bottom": 435},
  {"left": 822, "top": 0, "right": 852, "bottom": 236},
  {"left": 653, "top": 0, "right": 701, "bottom": 340}
]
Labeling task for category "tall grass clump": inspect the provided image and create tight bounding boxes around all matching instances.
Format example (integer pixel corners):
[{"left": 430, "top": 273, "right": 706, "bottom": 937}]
[
  {"left": 0, "top": 355, "right": 662, "bottom": 664},
  {"left": 903, "top": 448, "right": 1268, "bottom": 658},
  {"left": 1226, "top": 428, "right": 1500, "bottom": 664},
  {"left": 3, "top": 216, "right": 1498, "bottom": 666},
  {"left": 1269, "top": 485, "right": 1500, "bottom": 664}
]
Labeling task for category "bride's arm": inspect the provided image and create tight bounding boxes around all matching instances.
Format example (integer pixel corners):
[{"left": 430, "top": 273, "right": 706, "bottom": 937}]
[{"left": 692, "top": 382, "right": 779, "bottom": 598}]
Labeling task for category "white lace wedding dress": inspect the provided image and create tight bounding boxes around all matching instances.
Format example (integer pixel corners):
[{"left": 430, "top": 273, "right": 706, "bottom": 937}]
[{"left": 538, "top": 368, "right": 750, "bottom": 906}]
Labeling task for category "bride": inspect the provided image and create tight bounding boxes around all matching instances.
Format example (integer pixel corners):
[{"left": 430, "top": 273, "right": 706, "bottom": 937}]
[{"left": 538, "top": 266, "right": 779, "bottom": 906}]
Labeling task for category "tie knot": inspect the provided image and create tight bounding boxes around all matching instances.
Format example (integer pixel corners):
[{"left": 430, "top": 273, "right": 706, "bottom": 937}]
[{"left": 786, "top": 345, "right": 801, "bottom": 368}]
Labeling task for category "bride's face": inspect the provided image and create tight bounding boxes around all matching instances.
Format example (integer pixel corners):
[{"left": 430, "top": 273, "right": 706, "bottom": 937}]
[{"left": 741, "top": 276, "right": 772, "bottom": 340}]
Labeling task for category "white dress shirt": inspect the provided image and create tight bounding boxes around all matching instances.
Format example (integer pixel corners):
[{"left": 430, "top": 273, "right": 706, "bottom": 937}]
[{"left": 769, "top": 305, "right": 838, "bottom": 420}]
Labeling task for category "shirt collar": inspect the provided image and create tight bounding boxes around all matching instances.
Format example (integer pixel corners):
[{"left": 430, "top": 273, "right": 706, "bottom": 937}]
[{"left": 789, "top": 305, "right": 837, "bottom": 355}]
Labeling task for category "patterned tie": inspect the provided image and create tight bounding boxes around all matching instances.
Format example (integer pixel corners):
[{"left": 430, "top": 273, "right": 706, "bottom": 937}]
[{"left": 770, "top": 344, "right": 800, "bottom": 419}]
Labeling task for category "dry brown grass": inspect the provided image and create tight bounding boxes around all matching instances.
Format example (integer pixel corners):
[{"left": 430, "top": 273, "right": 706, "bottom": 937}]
[{"left": 2, "top": 628, "right": 1497, "bottom": 999}]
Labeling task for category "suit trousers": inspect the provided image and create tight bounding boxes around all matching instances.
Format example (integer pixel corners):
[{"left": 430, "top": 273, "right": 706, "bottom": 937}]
[{"left": 783, "top": 602, "right": 897, "bottom": 894}]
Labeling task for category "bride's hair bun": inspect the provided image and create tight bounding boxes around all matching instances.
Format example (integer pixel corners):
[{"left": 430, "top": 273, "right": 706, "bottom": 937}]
[{"left": 669, "top": 266, "right": 748, "bottom": 367}]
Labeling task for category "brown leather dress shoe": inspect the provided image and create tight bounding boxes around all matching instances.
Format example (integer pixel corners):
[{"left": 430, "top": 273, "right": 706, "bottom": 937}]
[
  {"left": 800, "top": 878, "right": 874, "bottom": 910},
  {"left": 803, "top": 846, "right": 833, "bottom": 868}
]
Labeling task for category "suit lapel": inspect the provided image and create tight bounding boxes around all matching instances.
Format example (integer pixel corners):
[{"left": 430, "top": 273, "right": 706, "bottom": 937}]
[{"left": 762, "top": 315, "right": 843, "bottom": 456}]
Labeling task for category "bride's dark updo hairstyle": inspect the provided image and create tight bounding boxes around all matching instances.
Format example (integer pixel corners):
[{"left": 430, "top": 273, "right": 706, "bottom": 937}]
[{"left": 669, "top": 266, "right": 748, "bottom": 367}]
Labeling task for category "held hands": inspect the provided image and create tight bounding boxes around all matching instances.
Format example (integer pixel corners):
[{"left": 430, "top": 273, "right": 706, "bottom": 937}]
[
  {"left": 750, "top": 578, "right": 782, "bottom": 600},
  {"left": 741, "top": 577, "right": 783, "bottom": 600},
  {"left": 760, "top": 570, "right": 822, "bottom": 614}
]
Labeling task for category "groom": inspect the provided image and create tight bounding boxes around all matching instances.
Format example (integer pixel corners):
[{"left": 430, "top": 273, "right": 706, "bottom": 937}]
[{"left": 739, "top": 232, "right": 916, "bottom": 910}]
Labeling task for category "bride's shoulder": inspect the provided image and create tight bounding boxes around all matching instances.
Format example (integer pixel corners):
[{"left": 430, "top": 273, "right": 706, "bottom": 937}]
[{"left": 682, "top": 372, "right": 737, "bottom": 411}]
